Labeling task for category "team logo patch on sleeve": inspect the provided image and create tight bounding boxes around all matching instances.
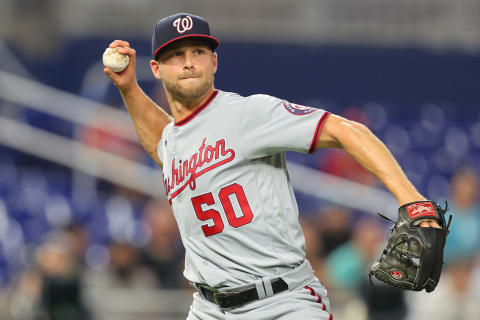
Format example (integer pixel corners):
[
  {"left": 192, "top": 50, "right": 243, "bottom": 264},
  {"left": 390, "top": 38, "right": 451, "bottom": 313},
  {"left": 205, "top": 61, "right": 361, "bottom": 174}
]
[{"left": 283, "top": 102, "right": 318, "bottom": 115}]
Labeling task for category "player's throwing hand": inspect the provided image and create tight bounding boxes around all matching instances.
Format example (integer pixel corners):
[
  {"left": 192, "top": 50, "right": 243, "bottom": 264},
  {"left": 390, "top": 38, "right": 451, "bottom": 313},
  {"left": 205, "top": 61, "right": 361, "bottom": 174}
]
[{"left": 103, "top": 40, "right": 137, "bottom": 92}]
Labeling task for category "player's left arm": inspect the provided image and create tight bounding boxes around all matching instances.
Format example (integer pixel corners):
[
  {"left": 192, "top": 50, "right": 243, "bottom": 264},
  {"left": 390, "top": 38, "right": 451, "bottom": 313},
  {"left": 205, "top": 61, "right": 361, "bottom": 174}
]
[{"left": 315, "top": 114, "right": 439, "bottom": 228}]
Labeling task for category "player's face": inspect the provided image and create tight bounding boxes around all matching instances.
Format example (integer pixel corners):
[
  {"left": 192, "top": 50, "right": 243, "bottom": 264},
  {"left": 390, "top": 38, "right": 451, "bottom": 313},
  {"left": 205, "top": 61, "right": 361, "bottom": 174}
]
[{"left": 151, "top": 39, "right": 218, "bottom": 101}]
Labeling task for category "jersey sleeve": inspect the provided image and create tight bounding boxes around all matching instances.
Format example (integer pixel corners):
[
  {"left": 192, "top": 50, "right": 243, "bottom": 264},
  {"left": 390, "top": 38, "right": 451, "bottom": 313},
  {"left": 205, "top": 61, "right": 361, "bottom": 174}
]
[
  {"left": 156, "top": 122, "right": 173, "bottom": 164},
  {"left": 157, "top": 135, "right": 165, "bottom": 163},
  {"left": 239, "top": 94, "right": 331, "bottom": 160}
]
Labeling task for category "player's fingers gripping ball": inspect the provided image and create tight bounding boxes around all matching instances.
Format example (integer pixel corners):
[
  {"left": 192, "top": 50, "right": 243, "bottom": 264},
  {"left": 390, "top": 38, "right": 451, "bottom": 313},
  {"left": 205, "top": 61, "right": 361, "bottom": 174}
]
[
  {"left": 369, "top": 200, "right": 452, "bottom": 292},
  {"left": 103, "top": 47, "right": 129, "bottom": 72}
]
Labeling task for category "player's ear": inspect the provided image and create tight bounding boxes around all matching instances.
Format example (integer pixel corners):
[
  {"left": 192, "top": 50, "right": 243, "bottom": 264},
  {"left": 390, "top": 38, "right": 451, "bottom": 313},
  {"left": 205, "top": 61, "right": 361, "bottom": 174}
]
[
  {"left": 150, "top": 60, "right": 162, "bottom": 80},
  {"left": 212, "top": 52, "right": 218, "bottom": 74}
]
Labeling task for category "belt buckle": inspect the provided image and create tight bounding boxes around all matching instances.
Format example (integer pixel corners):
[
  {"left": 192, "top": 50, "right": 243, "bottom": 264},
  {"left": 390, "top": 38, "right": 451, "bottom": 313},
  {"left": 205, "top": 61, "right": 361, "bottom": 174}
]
[{"left": 214, "top": 290, "right": 240, "bottom": 309}]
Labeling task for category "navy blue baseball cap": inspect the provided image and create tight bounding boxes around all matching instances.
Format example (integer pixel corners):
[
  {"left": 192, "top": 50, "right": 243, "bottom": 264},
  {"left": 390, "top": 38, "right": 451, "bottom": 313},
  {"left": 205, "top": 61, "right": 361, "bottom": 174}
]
[{"left": 152, "top": 13, "right": 220, "bottom": 60}]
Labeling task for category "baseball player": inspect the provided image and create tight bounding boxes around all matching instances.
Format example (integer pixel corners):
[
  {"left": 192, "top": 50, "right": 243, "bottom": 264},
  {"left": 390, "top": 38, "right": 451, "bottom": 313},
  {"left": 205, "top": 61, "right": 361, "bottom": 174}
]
[{"left": 104, "top": 13, "right": 441, "bottom": 320}]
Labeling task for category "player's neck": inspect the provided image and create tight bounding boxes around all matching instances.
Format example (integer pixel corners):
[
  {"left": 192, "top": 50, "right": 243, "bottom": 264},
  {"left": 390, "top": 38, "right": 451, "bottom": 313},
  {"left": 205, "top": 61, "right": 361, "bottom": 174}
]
[{"left": 168, "top": 87, "right": 216, "bottom": 123}]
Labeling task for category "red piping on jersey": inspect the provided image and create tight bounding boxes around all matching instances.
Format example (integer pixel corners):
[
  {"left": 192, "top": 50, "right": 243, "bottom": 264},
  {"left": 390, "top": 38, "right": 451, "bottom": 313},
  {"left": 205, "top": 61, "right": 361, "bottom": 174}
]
[
  {"left": 308, "top": 112, "right": 331, "bottom": 154},
  {"left": 174, "top": 90, "right": 219, "bottom": 126},
  {"left": 304, "top": 286, "right": 333, "bottom": 319}
]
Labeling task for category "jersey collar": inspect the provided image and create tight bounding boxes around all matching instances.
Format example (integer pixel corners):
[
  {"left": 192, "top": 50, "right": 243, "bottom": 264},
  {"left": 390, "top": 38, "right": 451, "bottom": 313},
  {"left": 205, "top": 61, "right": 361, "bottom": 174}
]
[{"left": 174, "top": 90, "right": 219, "bottom": 127}]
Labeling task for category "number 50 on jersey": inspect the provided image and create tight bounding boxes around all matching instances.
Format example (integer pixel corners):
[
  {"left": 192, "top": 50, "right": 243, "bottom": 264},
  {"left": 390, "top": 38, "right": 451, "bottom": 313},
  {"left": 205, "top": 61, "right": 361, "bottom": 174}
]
[{"left": 191, "top": 183, "right": 254, "bottom": 237}]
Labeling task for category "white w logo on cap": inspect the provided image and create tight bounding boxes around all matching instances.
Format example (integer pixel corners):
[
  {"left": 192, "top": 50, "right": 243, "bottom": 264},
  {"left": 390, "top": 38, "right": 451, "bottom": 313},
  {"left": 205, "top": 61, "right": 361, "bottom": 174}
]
[{"left": 173, "top": 16, "right": 193, "bottom": 33}]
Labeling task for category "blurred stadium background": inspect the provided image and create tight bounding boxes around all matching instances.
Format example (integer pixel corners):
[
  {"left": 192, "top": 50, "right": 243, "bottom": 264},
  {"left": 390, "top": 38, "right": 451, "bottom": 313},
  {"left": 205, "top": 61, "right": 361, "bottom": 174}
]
[{"left": 1, "top": 0, "right": 480, "bottom": 319}]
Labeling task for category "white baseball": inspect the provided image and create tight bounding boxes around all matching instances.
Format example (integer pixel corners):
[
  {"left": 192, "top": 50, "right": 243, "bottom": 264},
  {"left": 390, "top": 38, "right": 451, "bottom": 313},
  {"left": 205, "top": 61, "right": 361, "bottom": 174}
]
[{"left": 103, "top": 47, "right": 129, "bottom": 73}]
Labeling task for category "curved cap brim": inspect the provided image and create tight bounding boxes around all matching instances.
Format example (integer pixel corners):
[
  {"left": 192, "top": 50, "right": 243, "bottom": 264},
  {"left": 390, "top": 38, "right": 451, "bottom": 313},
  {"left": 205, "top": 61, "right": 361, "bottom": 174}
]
[{"left": 153, "top": 34, "right": 220, "bottom": 60}]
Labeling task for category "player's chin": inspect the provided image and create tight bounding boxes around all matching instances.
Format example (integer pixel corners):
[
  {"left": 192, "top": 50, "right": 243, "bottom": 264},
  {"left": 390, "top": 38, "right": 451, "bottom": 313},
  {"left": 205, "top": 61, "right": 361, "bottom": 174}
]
[
  {"left": 180, "top": 82, "right": 211, "bottom": 97},
  {"left": 179, "top": 80, "right": 201, "bottom": 91},
  {"left": 180, "top": 77, "right": 207, "bottom": 88}
]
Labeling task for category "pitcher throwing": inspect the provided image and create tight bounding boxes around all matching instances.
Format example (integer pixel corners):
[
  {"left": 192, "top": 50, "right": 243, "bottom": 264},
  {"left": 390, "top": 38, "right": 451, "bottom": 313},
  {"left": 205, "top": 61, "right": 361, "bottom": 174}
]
[{"left": 104, "top": 13, "right": 448, "bottom": 320}]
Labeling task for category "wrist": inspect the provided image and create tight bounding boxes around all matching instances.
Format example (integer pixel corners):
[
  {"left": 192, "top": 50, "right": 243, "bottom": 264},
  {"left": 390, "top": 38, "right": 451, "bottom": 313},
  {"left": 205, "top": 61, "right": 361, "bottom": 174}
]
[
  {"left": 397, "top": 192, "right": 426, "bottom": 207},
  {"left": 119, "top": 81, "right": 141, "bottom": 97}
]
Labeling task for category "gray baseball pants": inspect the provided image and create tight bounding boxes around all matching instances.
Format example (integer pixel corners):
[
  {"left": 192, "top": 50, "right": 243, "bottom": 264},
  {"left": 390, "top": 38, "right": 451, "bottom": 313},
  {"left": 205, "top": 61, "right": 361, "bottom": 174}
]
[{"left": 187, "top": 260, "right": 333, "bottom": 320}]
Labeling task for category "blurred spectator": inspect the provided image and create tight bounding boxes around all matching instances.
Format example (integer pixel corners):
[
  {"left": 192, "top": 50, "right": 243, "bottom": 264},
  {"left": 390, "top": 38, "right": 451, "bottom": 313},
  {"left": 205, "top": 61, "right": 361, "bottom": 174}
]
[
  {"left": 318, "top": 206, "right": 353, "bottom": 256},
  {"left": 405, "top": 166, "right": 480, "bottom": 319},
  {"left": 406, "top": 259, "right": 480, "bottom": 320},
  {"left": 140, "top": 199, "right": 185, "bottom": 288},
  {"left": 324, "top": 214, "right": 407, "bottom": 320},
  {"left": 325, "top": 216, "right": 384, "bottom": 290},
  {"left": 84, "top": 241, "right": 158, "bottom": 290},
  {"left": 35, "top": 231, "right": 90, "bottom": 320},
  {"left": 82, "top": 241, "right": 159, "bottom": 320},
  {"left": 360, "top": 281, "right": 407, "bottom": 320},
  {"left": 65, "top": 223, "right": 89, "bottom": 268},
  {"left": 5, "top": 270, "right": 43, "bottom": 320},
  {"left": 444, "top": 166, "right": 480, "bottom": 263}
]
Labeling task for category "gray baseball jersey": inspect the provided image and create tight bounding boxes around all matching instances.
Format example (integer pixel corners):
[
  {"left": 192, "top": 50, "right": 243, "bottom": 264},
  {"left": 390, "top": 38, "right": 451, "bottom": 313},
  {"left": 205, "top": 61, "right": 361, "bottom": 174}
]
[{"left": 157, "top": 90, "right": 330, "bottom": 289}]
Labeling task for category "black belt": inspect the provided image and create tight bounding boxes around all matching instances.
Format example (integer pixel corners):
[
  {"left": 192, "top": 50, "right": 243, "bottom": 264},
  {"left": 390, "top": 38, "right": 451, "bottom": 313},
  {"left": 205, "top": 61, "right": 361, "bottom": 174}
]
[{"left": 197, "top": 278, "right": 289, "bottom": 309}]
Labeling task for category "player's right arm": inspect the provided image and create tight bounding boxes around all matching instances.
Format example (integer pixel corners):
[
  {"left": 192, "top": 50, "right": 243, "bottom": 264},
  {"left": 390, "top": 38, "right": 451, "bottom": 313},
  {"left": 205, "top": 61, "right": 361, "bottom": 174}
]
[{"left": 104, "top": 40, "right": 173, "bottom": 166}]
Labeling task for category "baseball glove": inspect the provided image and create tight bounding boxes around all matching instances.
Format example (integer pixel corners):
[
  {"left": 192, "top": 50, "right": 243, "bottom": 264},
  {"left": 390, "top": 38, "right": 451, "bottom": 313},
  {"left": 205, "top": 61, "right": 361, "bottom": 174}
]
[{"left": 369, "top": 200, "right": 452, "bottom": 292}]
